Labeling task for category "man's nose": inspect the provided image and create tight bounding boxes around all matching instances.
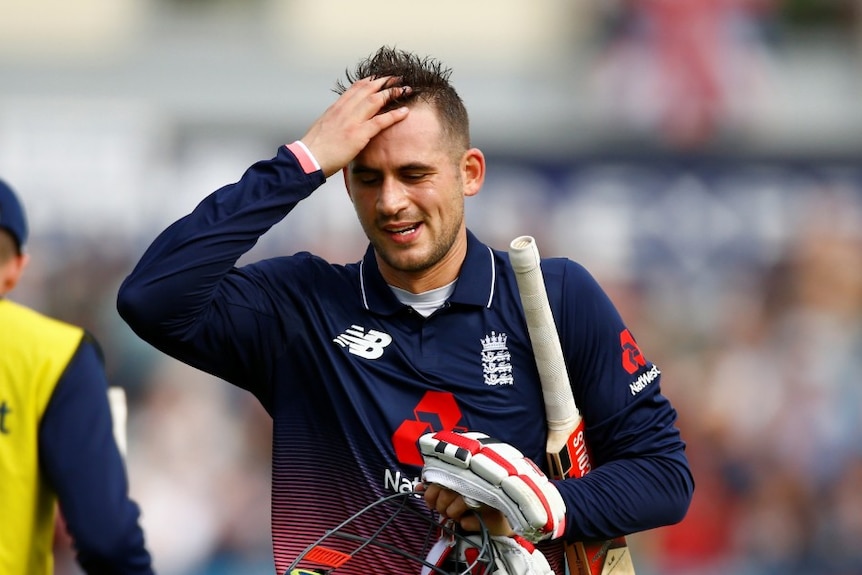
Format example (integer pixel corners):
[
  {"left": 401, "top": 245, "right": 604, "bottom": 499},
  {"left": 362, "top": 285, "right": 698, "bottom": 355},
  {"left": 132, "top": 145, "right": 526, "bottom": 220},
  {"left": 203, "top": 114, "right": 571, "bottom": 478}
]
[{"left": 377, "top": 178, "right": 409, "bottom": 215}]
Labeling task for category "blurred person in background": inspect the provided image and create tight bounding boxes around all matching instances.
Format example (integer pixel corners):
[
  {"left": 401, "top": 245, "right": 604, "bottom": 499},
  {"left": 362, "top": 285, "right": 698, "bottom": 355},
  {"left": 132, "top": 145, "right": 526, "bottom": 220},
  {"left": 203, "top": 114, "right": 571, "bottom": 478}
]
[
  {"left": 117, "top": 46, "right": 692, "bottom": 575},
  {"left": 0, "top": 178, "right": 155, "bottom": 574},
  {"left": 593, "top": 0, "right": 776, "bottom": 148}
]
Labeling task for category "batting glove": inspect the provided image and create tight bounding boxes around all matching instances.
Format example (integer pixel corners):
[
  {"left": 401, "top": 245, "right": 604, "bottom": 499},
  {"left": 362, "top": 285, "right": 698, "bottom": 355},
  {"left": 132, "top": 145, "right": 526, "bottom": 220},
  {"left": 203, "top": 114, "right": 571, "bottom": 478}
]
[
  {"left": 422, "top": 530, "right": 554, "bottom": 575},
  {"left": 420, "top": 431, "right": 566, "bottom": 543}
]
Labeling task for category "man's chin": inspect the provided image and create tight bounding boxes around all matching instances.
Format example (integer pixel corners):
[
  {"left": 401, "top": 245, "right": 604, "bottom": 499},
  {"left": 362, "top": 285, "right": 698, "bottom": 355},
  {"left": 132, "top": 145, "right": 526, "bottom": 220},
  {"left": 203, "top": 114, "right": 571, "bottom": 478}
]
[
  {"left": 386, "top": 257, "right": 430, "bottom": 274},
  {"left": 378, "top": 247, "right": 433, "bottom": 274}
]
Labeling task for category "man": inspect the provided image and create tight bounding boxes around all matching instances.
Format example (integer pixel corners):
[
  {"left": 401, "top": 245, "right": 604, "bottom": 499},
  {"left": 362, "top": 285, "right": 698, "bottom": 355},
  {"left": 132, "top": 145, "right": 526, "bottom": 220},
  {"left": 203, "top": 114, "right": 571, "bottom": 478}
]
[
  {"left": 118, "top": 46, "right": 693, "bottom": 574},
  {"left": 0, "top": 179, "right": 154, "bottom": 574}
]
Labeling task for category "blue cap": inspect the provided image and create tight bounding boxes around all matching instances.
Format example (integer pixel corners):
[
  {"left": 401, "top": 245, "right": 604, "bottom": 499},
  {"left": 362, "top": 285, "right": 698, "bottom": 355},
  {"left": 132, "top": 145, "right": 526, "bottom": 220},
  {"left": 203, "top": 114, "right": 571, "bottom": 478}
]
[{"left": 0, "top": 178, "right": 28, "bottom": 253}]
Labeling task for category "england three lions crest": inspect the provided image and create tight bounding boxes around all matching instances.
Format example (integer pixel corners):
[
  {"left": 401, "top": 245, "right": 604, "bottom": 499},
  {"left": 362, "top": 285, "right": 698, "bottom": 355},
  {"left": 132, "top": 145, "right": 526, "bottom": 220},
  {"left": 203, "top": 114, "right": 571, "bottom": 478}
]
[{"left": 481, "top": 331, "right": 514, "bottom": 386}]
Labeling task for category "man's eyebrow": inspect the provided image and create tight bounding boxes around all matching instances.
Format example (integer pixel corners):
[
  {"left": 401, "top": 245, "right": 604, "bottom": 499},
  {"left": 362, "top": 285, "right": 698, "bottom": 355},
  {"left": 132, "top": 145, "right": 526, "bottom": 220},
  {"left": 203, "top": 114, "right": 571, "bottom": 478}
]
[
  {"left": 350, "top": 164, "right": 379, "bottom": 174},
  {"left": 350, "top": 162, "right": 435, "bottom": 174},
  {"left": 398, "top": 162, "right": 435, "bottom": 172}
]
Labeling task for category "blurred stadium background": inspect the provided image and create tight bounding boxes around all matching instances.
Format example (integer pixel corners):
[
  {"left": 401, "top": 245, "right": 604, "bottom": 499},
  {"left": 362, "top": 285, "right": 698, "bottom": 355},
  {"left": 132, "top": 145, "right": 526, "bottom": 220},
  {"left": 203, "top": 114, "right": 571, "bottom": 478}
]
[{"left": 2, "top": 1, "right": 861, "bottom": 573}]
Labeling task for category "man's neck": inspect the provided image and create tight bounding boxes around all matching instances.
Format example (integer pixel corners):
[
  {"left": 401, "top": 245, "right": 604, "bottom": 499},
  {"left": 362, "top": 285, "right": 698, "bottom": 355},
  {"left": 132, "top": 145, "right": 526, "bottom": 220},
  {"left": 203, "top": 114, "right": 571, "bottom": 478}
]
[{"left": 377, "top": 233, "right": 468, "bottom": 294}]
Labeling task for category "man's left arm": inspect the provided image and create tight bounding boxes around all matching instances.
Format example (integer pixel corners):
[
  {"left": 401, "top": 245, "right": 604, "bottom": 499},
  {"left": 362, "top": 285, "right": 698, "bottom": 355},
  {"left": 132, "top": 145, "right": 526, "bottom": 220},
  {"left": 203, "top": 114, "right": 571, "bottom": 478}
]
[{"left": 550, "top": 259, "right": 694, "bottom": 542}]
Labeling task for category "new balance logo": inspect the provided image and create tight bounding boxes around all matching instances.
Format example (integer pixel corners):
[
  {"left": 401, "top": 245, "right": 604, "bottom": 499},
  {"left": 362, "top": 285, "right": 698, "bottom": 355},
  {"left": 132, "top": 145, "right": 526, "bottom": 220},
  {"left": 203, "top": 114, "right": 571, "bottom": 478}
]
[{"left": 333, "top": 324, "right": 393, "bottom": 359}]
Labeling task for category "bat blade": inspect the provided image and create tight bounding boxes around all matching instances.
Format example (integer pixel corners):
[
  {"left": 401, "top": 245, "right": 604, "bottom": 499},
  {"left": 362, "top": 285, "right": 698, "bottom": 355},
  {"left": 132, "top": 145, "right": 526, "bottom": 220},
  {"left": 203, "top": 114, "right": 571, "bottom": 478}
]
[{"left": 509, "top": 235, "right": 636, "bottom": 575}]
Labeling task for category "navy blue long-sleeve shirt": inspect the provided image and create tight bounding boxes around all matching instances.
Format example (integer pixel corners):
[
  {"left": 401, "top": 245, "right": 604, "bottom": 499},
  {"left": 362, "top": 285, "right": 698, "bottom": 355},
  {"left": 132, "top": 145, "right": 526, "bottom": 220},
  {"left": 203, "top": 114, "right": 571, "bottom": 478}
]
[{"left": 117, "top": 144, "right": 693, "bottom": 575}]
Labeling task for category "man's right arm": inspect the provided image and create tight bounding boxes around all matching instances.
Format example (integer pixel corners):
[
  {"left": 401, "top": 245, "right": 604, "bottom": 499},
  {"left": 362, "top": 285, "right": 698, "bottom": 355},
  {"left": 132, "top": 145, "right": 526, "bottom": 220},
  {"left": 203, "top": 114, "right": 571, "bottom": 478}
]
[
  {"left": 117, "top": 76, "right": 411, "bottom": 378},
  {"left": 116, "top": 145, "right": 324, "bottom": 374}
]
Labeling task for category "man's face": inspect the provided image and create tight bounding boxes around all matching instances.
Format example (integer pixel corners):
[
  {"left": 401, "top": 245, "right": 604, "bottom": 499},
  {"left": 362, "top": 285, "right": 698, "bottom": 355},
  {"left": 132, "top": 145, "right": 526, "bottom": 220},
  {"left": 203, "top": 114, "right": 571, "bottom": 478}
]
[
  {"left": 345, "top": 103, "right": 481, "bottom": 290},
  {"left": 0, "top": 230, "right": 28, "bottom": 296}
]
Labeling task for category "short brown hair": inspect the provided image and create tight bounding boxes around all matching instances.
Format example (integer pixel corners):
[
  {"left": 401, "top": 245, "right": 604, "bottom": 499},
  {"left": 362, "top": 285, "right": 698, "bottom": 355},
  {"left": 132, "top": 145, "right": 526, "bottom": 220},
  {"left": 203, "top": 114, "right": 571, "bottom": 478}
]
[{"left": 335, "top": 46, "right": 471, "bottom": 151}]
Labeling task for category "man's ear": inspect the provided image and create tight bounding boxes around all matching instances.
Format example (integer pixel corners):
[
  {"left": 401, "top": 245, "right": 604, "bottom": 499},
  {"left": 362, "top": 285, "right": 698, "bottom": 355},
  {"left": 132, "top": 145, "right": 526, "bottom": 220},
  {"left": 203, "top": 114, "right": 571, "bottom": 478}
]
[
  {"left": 0, "top": 252, "right": 29, "bottom": 296},
  {"left": 461, "top": 148, "right": 485, "bottom": 198}
]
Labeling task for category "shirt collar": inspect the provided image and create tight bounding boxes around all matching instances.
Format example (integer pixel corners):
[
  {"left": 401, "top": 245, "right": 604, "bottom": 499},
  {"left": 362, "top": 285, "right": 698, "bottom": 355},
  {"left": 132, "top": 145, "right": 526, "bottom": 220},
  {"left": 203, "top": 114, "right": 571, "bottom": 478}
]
[{"left": 359, "top": 229, "right": 497, "bottom": 315}]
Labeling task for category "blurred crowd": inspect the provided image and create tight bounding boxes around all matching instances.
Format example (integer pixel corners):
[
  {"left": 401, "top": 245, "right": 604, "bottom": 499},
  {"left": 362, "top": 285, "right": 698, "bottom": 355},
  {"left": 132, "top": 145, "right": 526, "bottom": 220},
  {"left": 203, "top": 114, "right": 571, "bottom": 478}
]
[
  {"left": 15, "top": 152, "right": 857, "bottom": 575},
  {"left": 639, "top": 188, "right": 862, "bottom": 575}
]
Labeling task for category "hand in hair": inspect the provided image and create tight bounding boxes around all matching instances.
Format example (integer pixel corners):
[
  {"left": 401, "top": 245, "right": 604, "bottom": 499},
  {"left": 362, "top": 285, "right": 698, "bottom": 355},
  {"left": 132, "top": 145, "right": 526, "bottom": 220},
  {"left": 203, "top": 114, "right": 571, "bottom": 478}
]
[{"left": 300, "top": 75, "right": 410, "bottom": 178}]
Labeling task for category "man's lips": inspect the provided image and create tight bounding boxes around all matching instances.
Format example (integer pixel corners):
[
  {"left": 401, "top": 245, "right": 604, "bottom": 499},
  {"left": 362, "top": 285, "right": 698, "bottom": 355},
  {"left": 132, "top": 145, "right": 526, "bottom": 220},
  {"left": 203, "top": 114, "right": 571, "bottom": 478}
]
[{"left": 383, "top": 222, "right": 421, "bottom": 243}]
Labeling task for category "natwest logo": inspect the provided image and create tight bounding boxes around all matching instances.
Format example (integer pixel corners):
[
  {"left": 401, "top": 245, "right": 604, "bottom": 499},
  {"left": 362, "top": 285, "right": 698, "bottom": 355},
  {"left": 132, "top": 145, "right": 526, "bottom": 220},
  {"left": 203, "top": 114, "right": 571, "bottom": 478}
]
[
  {"left": 620, "top": 328, "right": 647, "bottom": 374},
  {"left": 392, "top": 391, "right": 466, "bottom": 466}
]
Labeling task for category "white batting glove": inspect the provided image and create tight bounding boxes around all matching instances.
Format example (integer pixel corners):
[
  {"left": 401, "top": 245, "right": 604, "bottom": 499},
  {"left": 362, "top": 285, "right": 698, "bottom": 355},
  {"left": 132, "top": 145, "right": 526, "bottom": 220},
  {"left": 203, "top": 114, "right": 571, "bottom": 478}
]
[
  {"left": 488, "top": 534, "right": 555, "bottom": 575},
  {"left": 420, "top": 431, "right": 566, "bottom": 543},
  {"left": 422, "top": 531, "right": 554, "bottom": 575}
]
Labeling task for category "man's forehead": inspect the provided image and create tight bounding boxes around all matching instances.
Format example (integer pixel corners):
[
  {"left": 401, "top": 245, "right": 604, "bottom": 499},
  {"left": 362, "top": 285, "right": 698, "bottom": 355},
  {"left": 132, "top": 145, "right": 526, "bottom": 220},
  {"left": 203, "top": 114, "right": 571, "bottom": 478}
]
[
  {"left": 380, "top": 102, "right": 441, "bottom": 137},
  {"left": 352, "top": 107, "right": 448, "bottom": 166}
]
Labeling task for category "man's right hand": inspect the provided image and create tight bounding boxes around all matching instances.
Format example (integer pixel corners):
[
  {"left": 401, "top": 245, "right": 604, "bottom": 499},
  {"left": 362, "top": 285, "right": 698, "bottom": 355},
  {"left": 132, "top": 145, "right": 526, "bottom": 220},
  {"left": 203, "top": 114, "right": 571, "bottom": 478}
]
[
  {"left": 299, "top": 76, "right": 410, "bottom": 178},
  {"left": 420, "top": 431, "right": 567, "bottom": 544}
]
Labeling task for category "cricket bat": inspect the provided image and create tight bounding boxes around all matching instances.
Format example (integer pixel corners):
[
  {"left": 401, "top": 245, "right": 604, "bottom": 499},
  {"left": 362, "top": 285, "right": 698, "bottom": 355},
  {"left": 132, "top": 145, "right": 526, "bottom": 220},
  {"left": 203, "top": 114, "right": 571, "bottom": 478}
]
[{"left": 508, "top": 235, "right": 635, "bottom": 575}]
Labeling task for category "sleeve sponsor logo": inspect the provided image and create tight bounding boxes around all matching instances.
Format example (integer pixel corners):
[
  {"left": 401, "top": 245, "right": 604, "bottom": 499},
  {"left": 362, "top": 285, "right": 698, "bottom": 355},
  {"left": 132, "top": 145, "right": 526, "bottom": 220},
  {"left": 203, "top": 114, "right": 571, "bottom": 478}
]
[
  {"left": 620, "top": 328, "right": 660, "bottom": 395},
  {"left": 620, "top": 328, "right": 647, "bottom": 374},
  {"left": 629, "top": 364, "right": 661, "bottom": 396}
]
